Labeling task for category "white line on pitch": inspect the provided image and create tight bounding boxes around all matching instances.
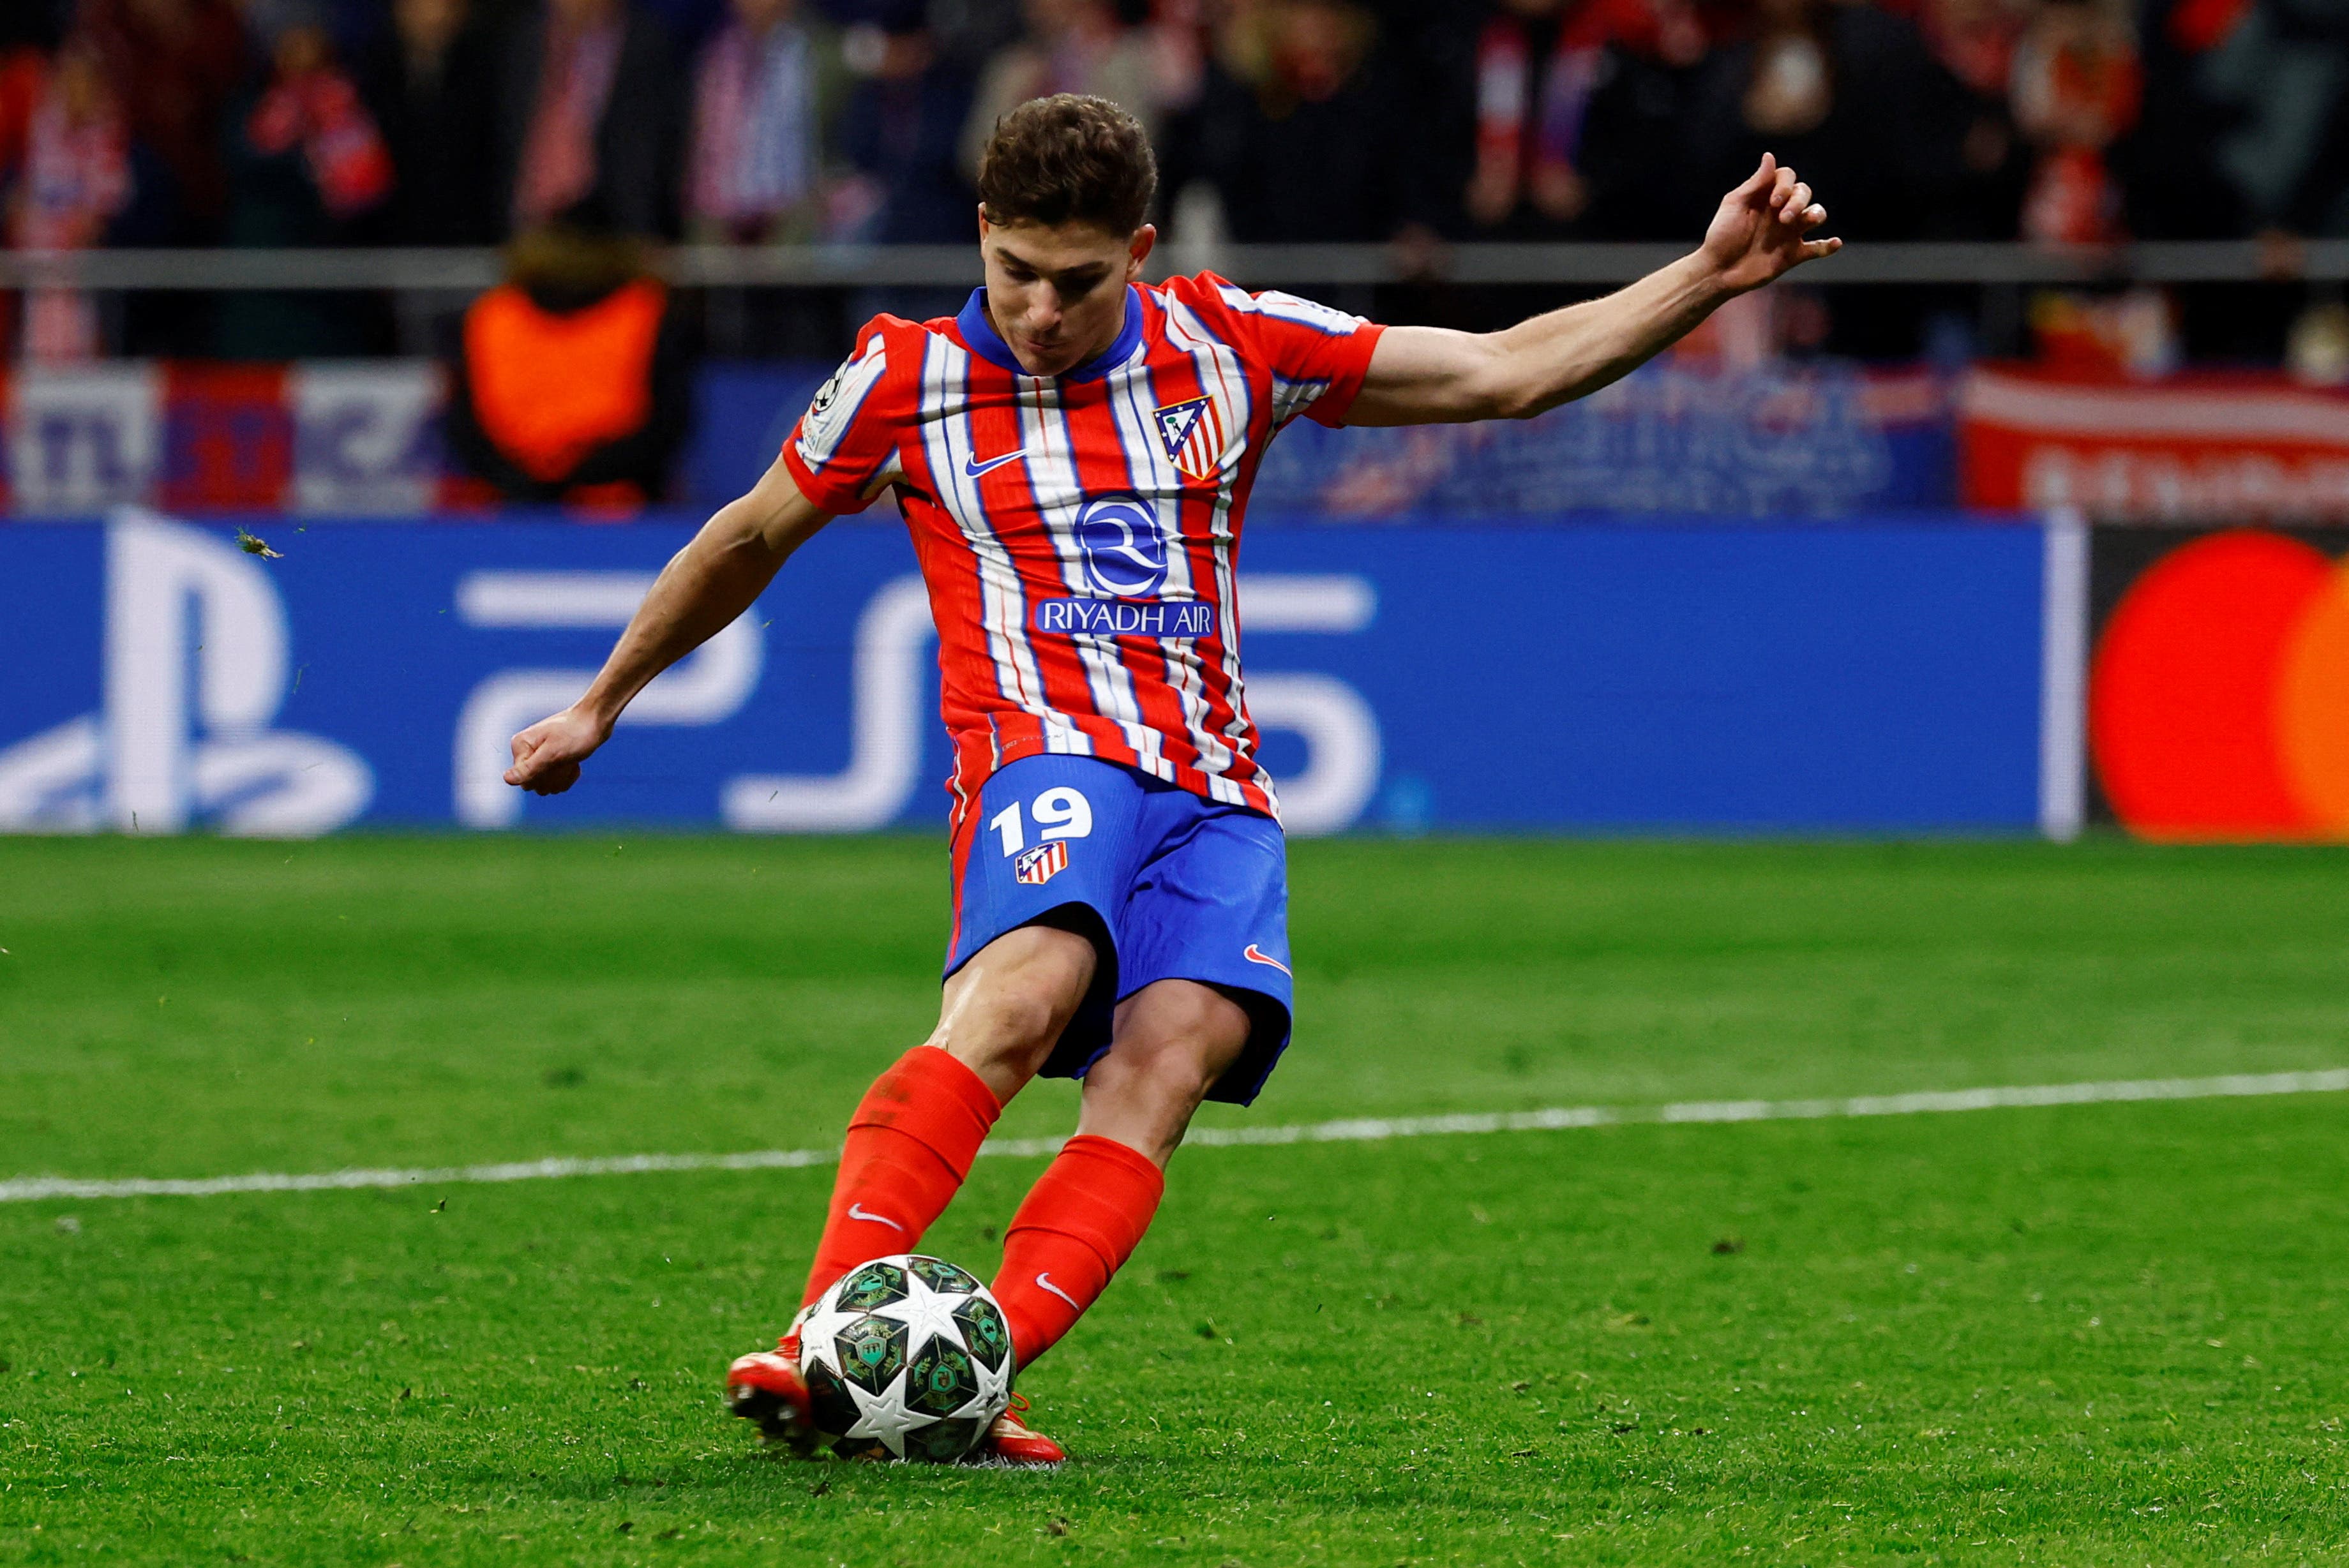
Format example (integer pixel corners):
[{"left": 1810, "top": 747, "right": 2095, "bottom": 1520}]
[{"left": 6, "top": 1068, "right": 2346, "bottom": 1206}]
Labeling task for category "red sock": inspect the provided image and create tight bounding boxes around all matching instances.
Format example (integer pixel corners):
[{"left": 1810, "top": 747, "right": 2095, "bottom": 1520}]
[
  {"left": 991, "top": 1135, "right": 1166, "bottom": 1369},
  {"left": 800, "top": 1047, "right": 1002, "bottom": 1308}
]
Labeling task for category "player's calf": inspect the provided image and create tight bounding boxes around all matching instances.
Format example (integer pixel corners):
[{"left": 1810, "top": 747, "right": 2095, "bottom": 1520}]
[{"left": 1078, "top": 978, "right": 1253, "bottom": 1163}]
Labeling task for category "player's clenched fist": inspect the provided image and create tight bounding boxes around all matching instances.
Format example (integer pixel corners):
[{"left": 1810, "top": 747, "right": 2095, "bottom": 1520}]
[
  {"left": 504, "top": 705, "right": 610, "bottom": 796},
  {"left": 1701, "top": 152, "right": 1842, "bottom": 295}
]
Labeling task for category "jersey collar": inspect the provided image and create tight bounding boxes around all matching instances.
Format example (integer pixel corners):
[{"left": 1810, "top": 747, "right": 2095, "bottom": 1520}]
[{"left": 957, "top": 285, "right": 1144, "bottom": 382}]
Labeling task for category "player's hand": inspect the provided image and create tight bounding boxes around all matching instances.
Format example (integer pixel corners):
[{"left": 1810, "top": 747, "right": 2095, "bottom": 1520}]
[
  {"left": 1700, "top": 153, "right": 1842, "bottom": 295},
  {"left": 504, "top": 705, "right": 610, "bottom": 796}
]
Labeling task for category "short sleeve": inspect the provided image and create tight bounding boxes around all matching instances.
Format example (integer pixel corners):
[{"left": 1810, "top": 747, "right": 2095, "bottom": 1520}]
[
  {"left": 779, "top": 324, "right": 904, "bottom": 513},
  {"left": 1212, "top": 282, "right": 1386, "bottom": 429}
]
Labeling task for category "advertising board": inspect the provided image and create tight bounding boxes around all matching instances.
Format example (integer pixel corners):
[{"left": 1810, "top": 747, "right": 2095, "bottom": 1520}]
[
  {"left": 2086, "top": 525, "right": 2349, "bottom": 840},
  {"left": 0, "top": 513, "right": 2046, "bottom": 837}
]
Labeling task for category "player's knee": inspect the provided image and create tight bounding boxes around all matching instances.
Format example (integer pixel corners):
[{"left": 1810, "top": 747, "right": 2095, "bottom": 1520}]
[
  {"left": 1090, "top": 1030, "right": 1220, "bottom": 1112},
  {"left": 977, "top": 987, "right": 1070, "bottom": 1068},
  {"left": 932, "top": 977, "right": 1071, "bottom": 1077},
  {"left": 933, "top": 926, "right": 1094, "bottom": 1076}
]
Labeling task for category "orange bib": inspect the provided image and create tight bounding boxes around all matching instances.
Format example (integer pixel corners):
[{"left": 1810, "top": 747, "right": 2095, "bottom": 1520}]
[{"left": 463, "top": 278, "right": 665, "bottom": 482}]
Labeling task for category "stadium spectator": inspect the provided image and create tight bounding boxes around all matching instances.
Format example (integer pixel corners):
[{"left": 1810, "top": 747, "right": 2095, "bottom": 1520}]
[
  {"left": 214, "top": 10, "right": 396, "bottom": 357},
  {"left": 1678, "top": 0, "right": 1958, "bottom": 352},
  {"left": 2008, "top": 0, "right": 2140, "bottom": 244},
  {"left": 490, "top": 0, "right": 687, "bottom": 239},
  {"left": 9, "top": 37, "right": 137, "bottom": 359},
  {"left": 832, "top": 15, "right": 977, "bottom": 245},
  {"left": 1189, "top": 0, "right": 1418, "bottom": 243},
  {"left": 227, "top": 15, "right": 396, "bottom": 243},
  {"left": 78, "top": 0, "right": 246, "bottom": 232},
  {"left": 1679, "top": 0, "right": 1954, "bottom": 241},
  {"left": 443, "top": 220, "right": 691, "bottom": 507},
  {"left": 686, "top": 0, "right": 847, "bottom": 241},
  {"left": 364, "top": 0, "right": 502, "bottom": 244},
  {"left": 2119, "top": 0, "right": 2251, "bottom": 240},
  {"left": 2124, "top": 0, "right": 2313, "bottom": 361},
  {"left": 2190, "top": 0, "right": 2349, "bottom": 235},
  {"left": 958, "top": 0, "right": 1164, "bottom": 184},
  {"left": 1427, "top": 0, "right": 1701, "bottom": 243},
  {"left": 1908, "top": 0, "right": 2032, "bottom": 238}
]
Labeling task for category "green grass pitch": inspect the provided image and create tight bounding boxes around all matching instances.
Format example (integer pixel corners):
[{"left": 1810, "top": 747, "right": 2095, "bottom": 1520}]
[{"left": 4, "top": 835, "right": 2348, "bottom": 1565}]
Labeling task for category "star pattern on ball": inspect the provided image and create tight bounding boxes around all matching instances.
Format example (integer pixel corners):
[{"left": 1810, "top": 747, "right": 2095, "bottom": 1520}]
[
  {"left": 798, "top": 1255, "right": 1015, "bottom": 1462},
  {"left": 800, "top": 1302, "right": 862, "bottom": 1366},
  {"left": 956, "top": 1348, "right": 1012, "bottom": 1422},
  {"left": 840, "top": 1368, "right": 918, "bottom": 1458},
  {"left": 873, "top": 1269, "right": 971, "bottom": 1356}
]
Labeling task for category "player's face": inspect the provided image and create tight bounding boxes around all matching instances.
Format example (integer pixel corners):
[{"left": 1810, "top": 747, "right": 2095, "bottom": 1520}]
[{"left": 978, "top": 214, "right": 1156, "bottom": 377}]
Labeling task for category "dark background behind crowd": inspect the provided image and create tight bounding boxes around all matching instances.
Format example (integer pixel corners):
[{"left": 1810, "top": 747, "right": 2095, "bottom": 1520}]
[{"left": 0, "top": 0, "right": 2342, "bottom": 366}]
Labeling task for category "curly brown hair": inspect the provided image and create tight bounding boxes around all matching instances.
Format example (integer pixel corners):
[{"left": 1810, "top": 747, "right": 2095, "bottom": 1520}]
[{"left": 976, "top": 94, "right": 1158, "bottom": 236}]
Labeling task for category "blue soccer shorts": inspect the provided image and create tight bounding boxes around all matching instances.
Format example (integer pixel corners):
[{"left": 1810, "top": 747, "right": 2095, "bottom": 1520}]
[{"left": 945, "top": 755, "right": 1294, "bottom": 1106}]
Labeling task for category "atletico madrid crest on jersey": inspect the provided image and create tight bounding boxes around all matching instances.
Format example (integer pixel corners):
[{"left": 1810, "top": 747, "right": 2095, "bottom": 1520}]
[
  {"left": 1013, "top": 840, "right": 1069, "bottom": 886},
  {"left": 1154, "top": 396, "right": 1226, "bottom": 484}
]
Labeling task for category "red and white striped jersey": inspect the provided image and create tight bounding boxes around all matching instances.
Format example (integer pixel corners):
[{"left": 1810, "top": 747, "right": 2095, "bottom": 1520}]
[{"left": 779, "top": 273, "right": 1385, "bottom": 828}]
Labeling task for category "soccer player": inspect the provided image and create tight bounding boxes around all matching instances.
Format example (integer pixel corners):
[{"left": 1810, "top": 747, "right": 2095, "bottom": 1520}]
[{"left": 502, "top": 94, "right": 1839, "bottom": 1464}]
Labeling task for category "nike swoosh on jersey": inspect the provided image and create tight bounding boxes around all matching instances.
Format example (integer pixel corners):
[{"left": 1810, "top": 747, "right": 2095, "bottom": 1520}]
[
  {"left": 847, "top": 1202, "right": 906, "bottom": 1232},
  {"left": 963, "top": 449, "right": 1028, "bottom": 477},
  {"left": 1033, "top": 1272, "right": 1081, "bottom": 1310},
  {"left": 1243, "top": 944, "right": 1292, "bottom": 976}
]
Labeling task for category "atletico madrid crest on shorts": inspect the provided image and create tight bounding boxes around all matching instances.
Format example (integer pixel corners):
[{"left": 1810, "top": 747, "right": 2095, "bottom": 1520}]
[
  {"left": 1014, "top": 840, "right": 1069, "bottom": 886},
  {"left": 1153, "top": 396, "right": 1226, "bottom": 484}
]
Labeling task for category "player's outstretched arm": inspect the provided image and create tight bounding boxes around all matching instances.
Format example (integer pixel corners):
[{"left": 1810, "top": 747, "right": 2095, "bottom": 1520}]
[
  {"left": 1347, "top": 154, "right": 1842, "bottom": 428},
  {"left": 503, "top": 454, "right": 834, "bottom": 797}
]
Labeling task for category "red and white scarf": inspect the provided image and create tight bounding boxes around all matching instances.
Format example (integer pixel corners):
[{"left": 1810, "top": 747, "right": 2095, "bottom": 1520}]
[
  {"left": 515, "top": 18, "right": 622, "bottom": 228},
  {"left": 246, "top": 67, "right": 393, "bottom": 220}
]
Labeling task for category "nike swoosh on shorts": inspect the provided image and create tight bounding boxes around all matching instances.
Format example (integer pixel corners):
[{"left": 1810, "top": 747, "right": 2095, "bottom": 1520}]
[
  {"left": 1243, "top": 944, "right": 1291, "bottom": 976},
  {"left": 848, "top": 1203, "right": 906, "bottom": 1232},
  {"left": 963, "top": 450, "right": 1028, "bottom": 477}
]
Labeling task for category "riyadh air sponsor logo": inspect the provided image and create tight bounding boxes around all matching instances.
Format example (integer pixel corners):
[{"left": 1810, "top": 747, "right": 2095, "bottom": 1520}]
[
  {"left": 1013, "top": 840, "right": 1069, "bottom": 885},
  {"left": 1033, "top": 1272, "right": 1081, "bottom": 1310},
  {"left": 848, "top": 1203, "right": 906, "bottom": 1232},
  {"left": 963, "top": 448, "right": 1028, "bottom": 478},
  {"left": 1031, "top": 597, "right": 1216, "bottom": 639},
  {"left": 1243, "top": 944, "right": 1291, "bottom": 975},
  {"left": 1153, "top": 396, "right": 1226, "bottom": 483},
  {"left": 1073, "top": 493, "right": 1169, "bottom": 597}
]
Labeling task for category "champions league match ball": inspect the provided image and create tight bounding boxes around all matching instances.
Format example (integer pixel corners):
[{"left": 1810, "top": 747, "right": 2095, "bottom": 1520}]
[{"left": 800, "top": 1255, "right": 1016, "bottom": 1461}]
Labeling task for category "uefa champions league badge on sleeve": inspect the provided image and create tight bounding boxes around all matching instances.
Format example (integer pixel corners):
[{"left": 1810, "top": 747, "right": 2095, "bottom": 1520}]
[{"left": 797, "top": 338, "right": 885, "bottom": 465}]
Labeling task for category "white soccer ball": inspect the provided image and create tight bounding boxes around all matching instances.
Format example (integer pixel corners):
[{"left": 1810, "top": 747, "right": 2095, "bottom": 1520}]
[{"left": 799, "top": 1255, "right": 1015, "bottom": 1461}]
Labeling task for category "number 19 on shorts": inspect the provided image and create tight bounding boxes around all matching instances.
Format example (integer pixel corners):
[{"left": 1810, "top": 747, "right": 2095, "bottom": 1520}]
[
  {"left": 989, "top": 786, "right": 1093, "bottom": 856},
  {"left": 991, "top": 786, "right": 1092, "bottom": 888}
]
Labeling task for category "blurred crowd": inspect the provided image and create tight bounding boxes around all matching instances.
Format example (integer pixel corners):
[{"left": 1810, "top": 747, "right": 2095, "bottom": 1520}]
[{"left": 0, "top": 0, "right": 2342, "bottom": 358}]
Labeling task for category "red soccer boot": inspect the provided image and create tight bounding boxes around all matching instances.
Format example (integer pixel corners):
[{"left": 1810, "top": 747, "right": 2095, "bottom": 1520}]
[
  {"left": 724, "top": 1329, "right": 815, "bottom": 1452},
  {"left": 979, "top": 1393, "right": 1066, "bottom": 1465}
]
